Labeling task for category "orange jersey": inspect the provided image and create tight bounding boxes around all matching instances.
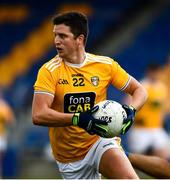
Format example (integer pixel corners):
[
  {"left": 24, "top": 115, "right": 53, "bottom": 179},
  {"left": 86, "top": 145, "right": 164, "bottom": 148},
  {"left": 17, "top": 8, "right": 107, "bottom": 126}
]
[
  {"left": 134, "top": 79, "right": 168, "bottom": 128},
  {"left": 159, "top": 65, "right": 170, "bottom": 113},
  {"left": 0, "top": 100, "right": 13, "bottom": 136},
  {"left": 34, "top": 52, "right": 130, "bottom": 163}
]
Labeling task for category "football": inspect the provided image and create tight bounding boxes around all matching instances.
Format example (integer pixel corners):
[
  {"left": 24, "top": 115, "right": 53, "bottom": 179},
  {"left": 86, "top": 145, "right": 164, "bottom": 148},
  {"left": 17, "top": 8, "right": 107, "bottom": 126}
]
[{"left": 93, "top": 100, "right": 127, "bottom": 138}]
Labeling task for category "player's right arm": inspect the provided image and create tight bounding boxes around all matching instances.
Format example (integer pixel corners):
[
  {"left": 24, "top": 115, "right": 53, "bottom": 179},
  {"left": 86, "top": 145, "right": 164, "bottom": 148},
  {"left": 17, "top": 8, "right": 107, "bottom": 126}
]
[
  {"left": 32, "top": 92, "right": 108, "bottom": 137},
  {"left": 32, "top": 93, "right": 73, "bottom": 127},
  {"left": 128, "top": 153, "right": 170, "bottom": 178}
]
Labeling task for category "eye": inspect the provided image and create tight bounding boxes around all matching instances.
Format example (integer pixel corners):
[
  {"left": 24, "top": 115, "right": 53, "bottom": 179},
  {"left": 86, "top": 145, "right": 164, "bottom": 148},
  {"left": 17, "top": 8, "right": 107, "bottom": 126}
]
[{"left": 59, "top": 34, "right": 67, "bottom": 39}]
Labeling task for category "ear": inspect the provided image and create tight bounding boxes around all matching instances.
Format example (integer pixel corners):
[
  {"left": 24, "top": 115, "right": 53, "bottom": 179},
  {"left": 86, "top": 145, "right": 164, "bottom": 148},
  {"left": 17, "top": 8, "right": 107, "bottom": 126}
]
[{"left": 77, "top": 34, "right": 85, "bottom": 45}]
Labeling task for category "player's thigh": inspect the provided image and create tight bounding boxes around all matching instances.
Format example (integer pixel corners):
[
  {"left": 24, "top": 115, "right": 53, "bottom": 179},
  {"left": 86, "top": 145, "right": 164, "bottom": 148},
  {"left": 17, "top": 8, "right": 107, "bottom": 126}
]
[
  {"left": 128, "top": 128, "right": 152, "bottom": 153},
  {"left": 99, "top": 148, "right": 139, "bottom": 179}
]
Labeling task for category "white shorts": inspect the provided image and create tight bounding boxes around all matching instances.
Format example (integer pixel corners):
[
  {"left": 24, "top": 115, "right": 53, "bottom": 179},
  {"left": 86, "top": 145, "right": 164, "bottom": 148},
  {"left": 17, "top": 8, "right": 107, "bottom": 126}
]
[
  {"left": 0, "top": 136, "right": 7, "bottom": 151},
  {"left": 56, "top": 137, "right": 121, "bottom": 179},
  {"left": 128, "top": 128, "right": 169, "bottom": 153}
]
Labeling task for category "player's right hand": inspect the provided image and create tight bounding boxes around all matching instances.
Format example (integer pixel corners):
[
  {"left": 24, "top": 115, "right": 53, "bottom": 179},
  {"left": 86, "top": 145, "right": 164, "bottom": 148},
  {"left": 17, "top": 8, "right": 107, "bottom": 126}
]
[{"left": 72, "top": 106, "right": 109, "bottom": 136}]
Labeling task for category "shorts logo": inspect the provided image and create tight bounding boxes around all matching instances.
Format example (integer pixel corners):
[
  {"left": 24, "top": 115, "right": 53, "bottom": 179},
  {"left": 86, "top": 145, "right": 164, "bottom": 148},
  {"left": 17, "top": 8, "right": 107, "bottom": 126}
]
[
  {"left": 64, "top": 92, "right": 96, "bottom": 113},
  {"left": 91, "top": 76, "right": 99, "bottom": 86}
]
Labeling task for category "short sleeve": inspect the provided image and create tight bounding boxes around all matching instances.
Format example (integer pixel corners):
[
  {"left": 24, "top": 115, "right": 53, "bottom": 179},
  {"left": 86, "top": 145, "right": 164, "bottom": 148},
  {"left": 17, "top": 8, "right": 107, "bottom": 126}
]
[
  {"left": 34, "top": 65, "right": 56, "bottom": 95},
  {"left": 111, "top": 60, "right": 131, "bottom": 90}
]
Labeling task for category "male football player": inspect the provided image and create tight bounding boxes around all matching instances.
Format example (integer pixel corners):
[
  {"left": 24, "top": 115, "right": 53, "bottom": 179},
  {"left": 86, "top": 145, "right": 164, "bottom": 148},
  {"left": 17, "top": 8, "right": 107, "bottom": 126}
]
[
  {"left": 0, "top": 93, "right": 15, "bottom": 178},
  {"left": 128, "top": 63, "right": 169, "bottom": 159},
  {"left": 32, "top": 11, "right": 147, "bottom": 179}
]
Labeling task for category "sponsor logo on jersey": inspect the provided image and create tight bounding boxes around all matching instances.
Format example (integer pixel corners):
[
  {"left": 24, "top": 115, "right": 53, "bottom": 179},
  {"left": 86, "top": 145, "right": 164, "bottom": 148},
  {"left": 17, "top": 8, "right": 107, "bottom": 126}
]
[
  {"left": 58, "top": 79, "right": 69, "bottom": 85},
  {"left": 91, "top": 76, "right": 99, "bottom": 86},
  {"left": 64, "top": 92, "right": 96, "bottom": 113}
]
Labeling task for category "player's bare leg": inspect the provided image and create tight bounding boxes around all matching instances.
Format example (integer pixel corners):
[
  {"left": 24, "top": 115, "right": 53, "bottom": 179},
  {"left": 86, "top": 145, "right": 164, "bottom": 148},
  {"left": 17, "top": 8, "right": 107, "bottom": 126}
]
[
  {"left": 153, "top": 148, "right": 169, "bottom": 159},
  {"left": 99, "top": 148, "right": 139, "bottom": 179},
  {"left": 129, "top": 153, "right": 170, "bottom": 178}
]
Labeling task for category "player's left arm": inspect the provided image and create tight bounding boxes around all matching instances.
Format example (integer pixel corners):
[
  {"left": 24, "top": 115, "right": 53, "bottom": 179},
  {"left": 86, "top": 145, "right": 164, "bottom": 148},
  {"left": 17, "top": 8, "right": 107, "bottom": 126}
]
[
  {"left": 121, "top": 77, "right": 147, "bottom": 134},
  {"left": 123, "top": 76, "right": 147, "bottom": 111}
]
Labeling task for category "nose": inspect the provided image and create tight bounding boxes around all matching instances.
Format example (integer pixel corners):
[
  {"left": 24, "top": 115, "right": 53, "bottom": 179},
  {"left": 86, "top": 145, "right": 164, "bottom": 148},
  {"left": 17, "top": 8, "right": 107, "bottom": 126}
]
[{"left": 54, "top": 35, "right": 61, "bottom": 45}]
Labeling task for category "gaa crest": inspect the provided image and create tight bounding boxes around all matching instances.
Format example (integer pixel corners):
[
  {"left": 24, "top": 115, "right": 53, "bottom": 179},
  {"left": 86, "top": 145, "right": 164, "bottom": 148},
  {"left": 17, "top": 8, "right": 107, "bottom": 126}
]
[{"left": 91, "top": 76, "right": 99, "bottom": 86}]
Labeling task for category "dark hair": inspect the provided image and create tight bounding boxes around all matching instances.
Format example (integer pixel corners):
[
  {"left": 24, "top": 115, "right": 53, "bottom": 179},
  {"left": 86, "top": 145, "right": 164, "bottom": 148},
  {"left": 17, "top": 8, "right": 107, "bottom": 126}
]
[
  {"left": 52, "top": 11, "right": 89, "bottom": 45},
  {"left": 146, "top": 63, "right": 161, "bottom": 72}
]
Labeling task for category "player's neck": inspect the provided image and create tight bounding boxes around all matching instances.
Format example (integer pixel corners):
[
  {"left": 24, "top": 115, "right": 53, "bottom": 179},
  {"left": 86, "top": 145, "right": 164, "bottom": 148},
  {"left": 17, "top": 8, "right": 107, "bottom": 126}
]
[{"left": 64, "top": 48, "right": 86, "bottom": 64}]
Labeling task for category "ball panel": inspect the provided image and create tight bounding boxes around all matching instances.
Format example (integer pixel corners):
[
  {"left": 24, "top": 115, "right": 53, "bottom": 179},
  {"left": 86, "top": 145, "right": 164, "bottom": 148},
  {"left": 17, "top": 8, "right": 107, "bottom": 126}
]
[{"left": 93, "top": 100, "right": 127, "bottom": 137}]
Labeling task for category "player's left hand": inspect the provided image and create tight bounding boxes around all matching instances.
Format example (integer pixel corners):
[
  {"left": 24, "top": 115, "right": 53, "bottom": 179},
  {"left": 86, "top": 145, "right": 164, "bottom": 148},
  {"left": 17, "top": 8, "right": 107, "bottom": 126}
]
[{"left": 121, "top": 105, "right": 136, "bottom": 135}]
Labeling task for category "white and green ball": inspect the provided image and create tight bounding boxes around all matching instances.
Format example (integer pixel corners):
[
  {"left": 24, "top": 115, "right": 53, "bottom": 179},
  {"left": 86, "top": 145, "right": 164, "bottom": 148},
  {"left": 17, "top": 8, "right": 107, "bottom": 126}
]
[{"left": 93, "top": 100, "right": 127, "bottom": 138}]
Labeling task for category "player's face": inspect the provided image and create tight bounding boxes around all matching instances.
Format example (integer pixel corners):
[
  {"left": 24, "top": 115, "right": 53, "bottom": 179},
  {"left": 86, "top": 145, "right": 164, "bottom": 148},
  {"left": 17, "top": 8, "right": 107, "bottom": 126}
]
[
  {"left": 148, "top": 70, "right": 160, "bottom": 82},
  {"left": 53, "top": 24, "right": 80, "bottom": 60}
]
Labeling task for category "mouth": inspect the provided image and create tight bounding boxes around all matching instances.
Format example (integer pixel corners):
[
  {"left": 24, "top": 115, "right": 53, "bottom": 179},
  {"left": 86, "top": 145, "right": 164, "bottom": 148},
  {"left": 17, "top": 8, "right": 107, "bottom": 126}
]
[{"left": 56, "top": 47, "right": 63, "bottom": 52}]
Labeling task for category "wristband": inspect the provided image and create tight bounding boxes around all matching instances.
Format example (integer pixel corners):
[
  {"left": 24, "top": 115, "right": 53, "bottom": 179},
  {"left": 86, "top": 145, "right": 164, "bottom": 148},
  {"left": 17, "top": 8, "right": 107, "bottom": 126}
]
[
  {"left": 129, "top": 105, "right": 136, "bottom": 113},
  {"left": 72, "top": 113, "right": 80, "bottom": 125}
]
